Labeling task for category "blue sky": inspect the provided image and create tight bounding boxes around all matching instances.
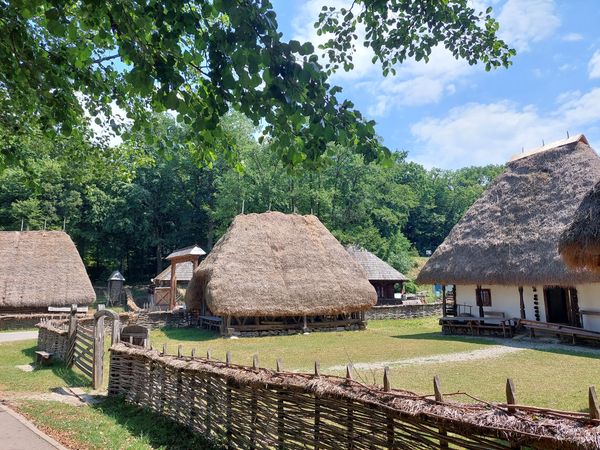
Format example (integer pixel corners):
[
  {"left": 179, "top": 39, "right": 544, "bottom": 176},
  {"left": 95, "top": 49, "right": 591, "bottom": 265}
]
[{"left": 270, "top": 0, "right": 600, "bottom": 169}]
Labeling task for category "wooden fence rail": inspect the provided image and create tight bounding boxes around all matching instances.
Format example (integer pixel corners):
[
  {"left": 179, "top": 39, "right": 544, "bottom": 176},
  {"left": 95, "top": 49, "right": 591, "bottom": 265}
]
[{"left": 108, "top": 344, "right": 600, "bottom": 450}]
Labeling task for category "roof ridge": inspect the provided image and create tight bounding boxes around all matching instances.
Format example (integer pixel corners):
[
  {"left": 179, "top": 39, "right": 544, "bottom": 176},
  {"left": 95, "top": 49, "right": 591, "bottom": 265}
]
[{"left": 509, "top": 134, "right": 588, "bottom": 163}]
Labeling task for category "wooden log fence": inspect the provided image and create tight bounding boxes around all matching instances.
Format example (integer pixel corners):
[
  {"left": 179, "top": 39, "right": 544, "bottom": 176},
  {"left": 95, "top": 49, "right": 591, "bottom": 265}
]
[{"left": 108, "top": 344, "right": 600, "bottom": 450}]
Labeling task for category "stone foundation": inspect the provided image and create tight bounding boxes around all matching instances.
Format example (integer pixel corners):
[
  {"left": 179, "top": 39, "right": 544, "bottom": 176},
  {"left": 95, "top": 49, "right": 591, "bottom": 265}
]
[{"left": 366, "top": 302, "right": 442, "bottom": 320}]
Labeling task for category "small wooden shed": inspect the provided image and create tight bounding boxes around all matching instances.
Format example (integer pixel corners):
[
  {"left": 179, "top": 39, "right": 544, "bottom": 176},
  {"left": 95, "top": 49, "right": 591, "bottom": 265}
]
[{"left": 154, "top": 245, "right": 206, "bottom": 310}]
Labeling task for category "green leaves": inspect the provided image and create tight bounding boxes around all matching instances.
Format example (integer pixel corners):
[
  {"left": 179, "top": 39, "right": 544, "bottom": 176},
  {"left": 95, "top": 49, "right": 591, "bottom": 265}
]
[{"left": 315, "top": 0, "right": 515, "bottom": 76}]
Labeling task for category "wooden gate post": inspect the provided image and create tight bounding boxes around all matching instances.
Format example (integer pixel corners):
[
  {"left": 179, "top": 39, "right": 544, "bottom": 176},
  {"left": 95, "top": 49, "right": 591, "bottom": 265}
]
[
  {"left": 66, "top": 304, "right": 78, "bottom": 366},
  {"left": 93, "top": 309, "right": 121, "bottom": 390}
]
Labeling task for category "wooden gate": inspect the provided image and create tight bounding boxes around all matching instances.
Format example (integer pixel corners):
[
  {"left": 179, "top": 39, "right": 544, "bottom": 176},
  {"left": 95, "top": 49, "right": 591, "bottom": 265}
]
[
  {"left": 66, "top": 306, "right": 121, "bottom": 389},
  {"left": 69, "top": 323, "right": 94, "bottom": 379}
]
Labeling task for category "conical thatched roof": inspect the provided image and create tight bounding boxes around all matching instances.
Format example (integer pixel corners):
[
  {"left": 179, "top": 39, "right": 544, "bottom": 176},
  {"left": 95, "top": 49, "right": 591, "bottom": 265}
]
[
  {"left": 345, "top": 245, "right": 408, "bottom": 281},
  {"left": 0, "top": 231, "right": 95, "bottom": 308},
  {"left": 185, "top": 212, "right": 376, "bottom": 317},
  {"left": 559, "top": 179, "right": 600, "bottom": 271},
  {"left": 417, "top": 135, "right": 600, "bottom": 285}
]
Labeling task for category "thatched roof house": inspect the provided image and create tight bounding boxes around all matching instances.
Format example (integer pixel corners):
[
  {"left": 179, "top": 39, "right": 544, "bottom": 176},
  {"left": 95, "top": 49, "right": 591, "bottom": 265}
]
[
  {"left": 185, "top": 212, "right": 376, "bottom": 335},
  {"left": 418, "top": 135, "right": 600, "bottom": 286},
  {"left": 0, "top": 231, "right": 95, "bottom": 313},
  {"left": 417, "top": 135, "right": 600, "bottom": 333},
  {"left": 559, "top": 180, "right": 600, "bottom": 272},
  {"left": 346, "top": 245, "right": 407, "bottom": 303}
]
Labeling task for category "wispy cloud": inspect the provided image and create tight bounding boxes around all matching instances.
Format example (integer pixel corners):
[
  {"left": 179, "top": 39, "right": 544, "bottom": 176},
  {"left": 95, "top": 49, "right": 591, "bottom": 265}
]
[
  {"left": 409, "top": 88, "right": 600, "bottom": 168},
  {"left": 588, "top": 50, "right": 600, "bottom": 79},
  {"left": 562, "top": 33, "right": 584, "bottom": 42},
  {"left": 497, "top": 0, "right": 560, "bottom": 52}
]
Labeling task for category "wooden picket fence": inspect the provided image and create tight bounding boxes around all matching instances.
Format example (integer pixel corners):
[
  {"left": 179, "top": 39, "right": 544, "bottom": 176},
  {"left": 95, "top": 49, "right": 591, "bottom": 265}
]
[{"left": 108, "top": 343, "right": 600, "bottom": 450}]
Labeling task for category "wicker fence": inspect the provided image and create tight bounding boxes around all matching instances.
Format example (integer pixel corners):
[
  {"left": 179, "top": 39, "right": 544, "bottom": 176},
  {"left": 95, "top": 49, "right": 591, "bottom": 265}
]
[{"left": 108, "top": 343, "right": 600, "bottom": 450}]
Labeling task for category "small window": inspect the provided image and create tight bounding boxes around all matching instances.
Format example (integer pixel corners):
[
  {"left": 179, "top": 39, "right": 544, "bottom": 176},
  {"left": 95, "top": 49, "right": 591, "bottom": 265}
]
[{"left": 476, "top": 288, "right": 492, "bottom": 307}]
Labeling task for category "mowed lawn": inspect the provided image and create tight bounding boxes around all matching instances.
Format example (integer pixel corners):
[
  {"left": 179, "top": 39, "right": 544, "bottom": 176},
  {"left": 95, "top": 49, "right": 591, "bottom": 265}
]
[{"left": 150, "top": 317, "right": 600, "bottom": 412}]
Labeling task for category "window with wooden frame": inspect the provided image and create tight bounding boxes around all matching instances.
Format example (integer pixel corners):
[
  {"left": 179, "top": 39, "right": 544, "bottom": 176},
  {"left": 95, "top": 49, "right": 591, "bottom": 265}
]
[{"left": 476, "top": 288, "right": 492, "bottom": 307}]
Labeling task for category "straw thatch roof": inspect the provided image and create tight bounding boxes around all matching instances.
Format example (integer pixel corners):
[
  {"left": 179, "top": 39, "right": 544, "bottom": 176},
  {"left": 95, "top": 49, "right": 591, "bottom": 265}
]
[
  {"left": 153, "top": 261, "right": 195, "bottom": 283},
  {"left": 559, "top": 179, "right": 600, "bottom": 271},
  {"left": 345, "top": 245, "right": 408, "bottom": 282},
  {"left": 0, "top": 231, "right": 95, "bottom": 308},
  {"left": 417, "top": 134, "right": 600, "bottom": 285},
  {"left": 185, "top": 212, "right": 376, "bottom": 316}
]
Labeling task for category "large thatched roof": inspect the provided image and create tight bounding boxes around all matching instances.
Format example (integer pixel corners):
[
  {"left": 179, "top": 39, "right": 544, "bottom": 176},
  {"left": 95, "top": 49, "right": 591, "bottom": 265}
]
[
  {"left": 345, "top": 245, "right": 408, "bottom": 282},
  {"left": 417, "top": 135, "right": 600, "bottom": 285},
  {"left": 0, "top": 231, "right": 95, "bottom": 308},
  {"left": 185, "top": 212, "right": 376, "bottom": 317},
  {"left": 559, "top": 179, "right": 600, "bottom": 271}
]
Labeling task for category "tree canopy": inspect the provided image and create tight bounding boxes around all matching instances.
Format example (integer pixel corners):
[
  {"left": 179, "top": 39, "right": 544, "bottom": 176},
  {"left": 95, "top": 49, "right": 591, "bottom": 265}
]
[
  {"left": 1, "top": 0, "right": 513, "bottom": 167},
  {"left": 0, "top": 113, "right": 503, "bottom": 283}
]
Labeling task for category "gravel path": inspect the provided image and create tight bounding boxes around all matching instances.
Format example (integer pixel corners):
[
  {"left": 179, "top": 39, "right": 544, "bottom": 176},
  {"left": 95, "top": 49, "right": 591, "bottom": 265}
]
[
  {"left": 0, "top": 331, "right": 38, "bottom": 343},
  {"left": 327, "top": 338, "right": 600, "bottom": 371}
]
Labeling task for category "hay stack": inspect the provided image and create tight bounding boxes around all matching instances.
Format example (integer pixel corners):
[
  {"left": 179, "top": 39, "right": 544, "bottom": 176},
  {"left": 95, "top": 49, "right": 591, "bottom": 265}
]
[
  {"left": 185, "top": 212, "right": 376, "bottom": 317},
  {"left": 0, "top": 231, "right": 95, "bottom": 308},
  {"left": 418, "top": 134, "right": 600, "bottom": 285},
  {"left": 559, "top": 180, "right": 600, "bottom": 271}
]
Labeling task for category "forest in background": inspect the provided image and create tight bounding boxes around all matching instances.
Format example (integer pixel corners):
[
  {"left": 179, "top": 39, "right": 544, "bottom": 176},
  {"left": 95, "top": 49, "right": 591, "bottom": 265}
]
[{"left": 0, "top": 113, "right": 503, "bottom": 285}]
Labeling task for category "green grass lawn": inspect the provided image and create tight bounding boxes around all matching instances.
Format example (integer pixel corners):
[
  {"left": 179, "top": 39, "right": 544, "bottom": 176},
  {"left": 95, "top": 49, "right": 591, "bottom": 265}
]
[
  {"left": 13, "top": 398, "right": 217, "bottom": 450},
  {"left": 2, "top": 317, "right": 600, "bottom": 449},
  {"left": 149, "top": 318, "right": 494, "bottom": 371}
]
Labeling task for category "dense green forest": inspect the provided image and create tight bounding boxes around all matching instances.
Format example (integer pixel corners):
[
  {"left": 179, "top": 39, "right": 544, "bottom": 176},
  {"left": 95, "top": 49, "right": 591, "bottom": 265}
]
[{"left": 0, "top": 113, "right": 502, "bottom": 284}]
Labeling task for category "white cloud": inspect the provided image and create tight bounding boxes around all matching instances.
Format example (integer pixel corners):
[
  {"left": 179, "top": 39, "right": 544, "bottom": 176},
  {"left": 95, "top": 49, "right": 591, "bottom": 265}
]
[
  {"left": 588, "top": 51, "right": 600, "bottom": 79},
  {"left": 497, "top": 0, "right": 560, "bottom": 52},
  {"left": 562, "top": 33, "right": 584, "bottom": 42},
  {"left": 409, "top": 88, "right": 600, "bottom": 168}
]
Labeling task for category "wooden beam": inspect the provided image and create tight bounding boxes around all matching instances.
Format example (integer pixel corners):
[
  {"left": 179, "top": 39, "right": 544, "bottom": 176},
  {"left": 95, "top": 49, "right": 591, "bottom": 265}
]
[
  {"left": 518, "top": 286, "right": 525, "bottom": 320},
  {"left": 169, "top": 261, "right": 177, "bottom": 310},
  {"left": 589, "top": 386, "right": 600, "bottom": 419},
  {"left": 506, "top": 378, "right": 517, "bottom": 413},
  {"left": 442, "top": 285, "right": 447, "bottom": 317}
]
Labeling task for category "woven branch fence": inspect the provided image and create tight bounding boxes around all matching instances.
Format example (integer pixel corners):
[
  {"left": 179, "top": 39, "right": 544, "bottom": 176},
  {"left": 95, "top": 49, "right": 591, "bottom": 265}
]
[{"left": 108, "top": 344, "right": 600, "bottom": 450}]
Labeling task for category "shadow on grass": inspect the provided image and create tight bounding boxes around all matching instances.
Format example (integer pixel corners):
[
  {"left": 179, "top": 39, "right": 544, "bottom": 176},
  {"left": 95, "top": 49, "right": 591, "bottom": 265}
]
[
  {"left": 93, "top": 396, "right": 221, "bottom": 450},
  {"left": 161, "top": 327, "right": 220, "bottom": 342},
  {"left": 392, "top": 332, "right": 600, "bottom": 359},
  {"left": 20, "top": 345, "right": 91, "bottom": 388}
]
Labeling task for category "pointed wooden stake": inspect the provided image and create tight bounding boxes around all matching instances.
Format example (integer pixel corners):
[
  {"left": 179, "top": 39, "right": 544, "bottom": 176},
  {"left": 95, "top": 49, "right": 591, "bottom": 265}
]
[
  {"left": 162, "top": 343, "right": 167, "bottom": 355},
  {"left": 314, "top": 361, "right": 321, "bottom": 377},
  {"left": 206, "top": 348, "right": 212, "bottom": 360},
  {"left": 383, "top": 367, "right": 391, "bottom": 392},
  {"left": 276, "top": 358, "right": 283, "bottom": 373},
  {"left": 226, "top": 351, "right": 232, "bottom": 366},
  {"left": 506, "top": 378, "right": 517, "bottom": 413},
  {"left": 346, "top": 364, "right": 353, "bottom": 381},
  {"left": 253, "top": 354, "right": 259, "bottom": 370},
  {"left": 177, "top": 344, "right": 182, "bottom": 358},
  {"left": 191, "top": 348, "right": 196, "bottom": 358},
  {"left": 589, "top": 386, "right": 600, "bottom": 419},
  {"left": 433, "top": 375, "right": 444, "bottom": 402}
]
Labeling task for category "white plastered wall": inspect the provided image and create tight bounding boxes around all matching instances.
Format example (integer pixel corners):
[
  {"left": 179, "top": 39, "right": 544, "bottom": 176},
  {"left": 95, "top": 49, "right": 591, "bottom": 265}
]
[{"left": 455, "top": 284, "right": 600, "bottom": 331}]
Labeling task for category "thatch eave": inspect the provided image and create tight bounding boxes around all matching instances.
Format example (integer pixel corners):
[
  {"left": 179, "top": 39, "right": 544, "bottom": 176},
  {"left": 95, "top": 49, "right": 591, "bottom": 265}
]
[{"left": 417, "top": 135, "right": 600, "bottom": 287}]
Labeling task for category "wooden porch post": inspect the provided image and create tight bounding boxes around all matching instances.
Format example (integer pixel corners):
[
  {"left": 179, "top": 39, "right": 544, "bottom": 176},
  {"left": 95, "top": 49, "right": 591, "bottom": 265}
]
[
  {"left": 518, "top": 286, "right": 525, "bottom": 319},
  {"left": 169, "top": 261, "right": 177, "bottom": 310},
  {"left": 476, "top": 285, "right": 484, "bottom": 318},
  {"left": 441, "top": 285, "right": 447, "bottom": 317}
]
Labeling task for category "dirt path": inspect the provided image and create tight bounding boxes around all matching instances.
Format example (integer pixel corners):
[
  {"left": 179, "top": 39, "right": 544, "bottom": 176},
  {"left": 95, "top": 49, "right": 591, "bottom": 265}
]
[
  {"left": 0, "top": 331, "right": 38, "bottom": 343},
  {"left": 327, "top": 338, "right": 600, "bottom": 371}
]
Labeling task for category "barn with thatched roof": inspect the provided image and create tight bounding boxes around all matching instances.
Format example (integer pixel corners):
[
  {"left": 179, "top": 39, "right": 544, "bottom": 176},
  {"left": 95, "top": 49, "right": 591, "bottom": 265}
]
[
  {"left": 417, "top": 135, "right": 600, "bottom": 333},
  {"left": 345, "top": 245, "right": 408, "bottom": 304},
  {"left": 185, "top": 212, "right": 376, "bottom": 335},
  {"left": 0, "top": 231, "right": 95, "bottom": 314}
]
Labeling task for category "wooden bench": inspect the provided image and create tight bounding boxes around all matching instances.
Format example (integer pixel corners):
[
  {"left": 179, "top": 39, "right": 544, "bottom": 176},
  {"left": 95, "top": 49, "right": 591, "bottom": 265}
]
[
  {"left": 441, "top": 316, "right": 514, "bottom": 338},
  {"left": 35, "top": 351, "right": 54, "bottom": 365},
  {"left": 199, "top": 316, "right": 222, "bottom": 332},
  {"left": 518, "top": 319, "right": 600, "bottom": 344}
]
